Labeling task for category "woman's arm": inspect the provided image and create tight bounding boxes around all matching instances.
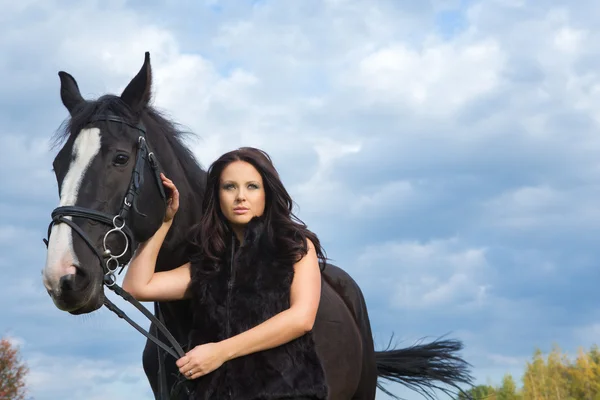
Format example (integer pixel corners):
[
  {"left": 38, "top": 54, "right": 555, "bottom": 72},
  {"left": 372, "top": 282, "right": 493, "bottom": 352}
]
[
  {"left": 121, "top": 174, "right": 192, "bottom": 302},
  {"left": 220, "top": 237, "right": 321, "bottom": 360},
  {"left": 122, "top": 220, "right": 191, "bottom": 301}
]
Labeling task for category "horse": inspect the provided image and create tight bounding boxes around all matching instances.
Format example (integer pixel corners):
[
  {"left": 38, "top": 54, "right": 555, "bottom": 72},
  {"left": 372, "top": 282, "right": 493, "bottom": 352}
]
[{"left": 41, "top": 52, "right": 474, "bottom": 400}]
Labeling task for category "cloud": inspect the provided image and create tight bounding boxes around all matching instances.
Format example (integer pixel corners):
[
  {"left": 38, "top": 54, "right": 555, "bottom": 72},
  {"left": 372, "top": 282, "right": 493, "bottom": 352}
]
[
  {"left": 0, "top": 134, "right": 57, "bottom": 203},
  {"left": 354, "top": 237, "right": 491, "bottom": 311},
  {"left": 572, "top": 319, "right": 600, "bottom": 350},
  {"left": 487, "top": 353, "right": 527, "bottom": 368},
  {"left": 2, "top": 0, "right": 600, "bottom": 399},
  {"left": 341, "top": 38, "right": 505, "bottom": 117},
  {"left": 291, "top": 137, "right": 362, "bottom": 215},
  {"left": 481, "top": 183, "right": 600, "bottom": 231},
  {"left": 1, "top": 334, "right": 26, "bottom": 349},
  {"left": 25, "top": 352, "right": 151, "bottom": 400}
]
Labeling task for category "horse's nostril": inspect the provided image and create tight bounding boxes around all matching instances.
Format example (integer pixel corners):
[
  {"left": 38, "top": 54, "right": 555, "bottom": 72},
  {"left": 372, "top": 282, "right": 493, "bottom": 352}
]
[
  {"left": 59, "top": 274, "right": 76, "bottom": 291},
  {"left": 58, "top": 266, "right": 89, "bottom": 292}
]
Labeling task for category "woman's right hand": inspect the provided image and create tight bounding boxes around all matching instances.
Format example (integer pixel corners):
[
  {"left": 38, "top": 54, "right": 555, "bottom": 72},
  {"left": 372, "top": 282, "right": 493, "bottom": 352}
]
[{"left": 161, "top": 173, "right": 180, "bottom": 222}]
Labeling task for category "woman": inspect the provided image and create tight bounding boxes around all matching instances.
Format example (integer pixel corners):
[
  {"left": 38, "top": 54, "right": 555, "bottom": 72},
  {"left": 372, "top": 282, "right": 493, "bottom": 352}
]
[{"left": 122, "top": 147, "right": 329, "bottom": 400}]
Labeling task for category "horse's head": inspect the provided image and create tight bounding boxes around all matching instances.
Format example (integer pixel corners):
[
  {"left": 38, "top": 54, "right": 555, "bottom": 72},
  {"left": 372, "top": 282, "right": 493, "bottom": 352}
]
[{"left": 43, "top": 53, "right": 169, "bottom": 314}]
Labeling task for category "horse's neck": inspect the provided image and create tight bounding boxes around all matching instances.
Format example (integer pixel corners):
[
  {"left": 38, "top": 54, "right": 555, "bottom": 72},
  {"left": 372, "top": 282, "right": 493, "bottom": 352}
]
[
  {"left": 156, "top": 169, "right": 205, "bottom": 272},
  {"left": 154, "top": 216, "right": 196, "bottom": 335},
  {"left": 144, "top": 121, "right": 207, "bottom": 272},
  {"left": 155, "top": 199, "right": 200, "bottom": 271},
  {"left": 156, "top": 240, "right": 188, "bottom": 272}
]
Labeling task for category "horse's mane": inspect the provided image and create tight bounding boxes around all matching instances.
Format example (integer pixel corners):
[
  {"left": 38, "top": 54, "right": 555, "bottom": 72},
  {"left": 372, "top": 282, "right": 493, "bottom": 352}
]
[
  {"left": 51, "top": 95, "right": 194, "bottom": 156},
  {"left": 51, "top": 95, "right": 207, "bottom": 252}
]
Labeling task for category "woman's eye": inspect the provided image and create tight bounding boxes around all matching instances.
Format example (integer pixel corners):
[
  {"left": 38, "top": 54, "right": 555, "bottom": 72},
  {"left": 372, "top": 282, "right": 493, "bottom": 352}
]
[{"left": 113, "top": 154, "right": 129, "bottom": 165}]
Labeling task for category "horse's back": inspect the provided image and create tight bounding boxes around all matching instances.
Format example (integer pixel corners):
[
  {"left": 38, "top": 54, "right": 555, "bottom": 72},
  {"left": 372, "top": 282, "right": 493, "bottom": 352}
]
[
  {"left": 315, "top": 264, "right": 378, "bottom": 400},
  {"left": 313, "top": 275, "right": 362, "bottom": 399}
]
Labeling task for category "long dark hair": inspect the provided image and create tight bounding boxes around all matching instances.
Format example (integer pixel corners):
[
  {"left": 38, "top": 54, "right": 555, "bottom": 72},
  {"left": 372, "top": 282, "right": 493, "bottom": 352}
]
[{"left": 189, "top": 147, "right": 326, "bottom": 270}]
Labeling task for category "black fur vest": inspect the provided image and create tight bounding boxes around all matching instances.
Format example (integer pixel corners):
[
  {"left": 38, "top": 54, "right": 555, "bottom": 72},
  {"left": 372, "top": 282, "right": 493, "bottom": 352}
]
[{"left": 186, "top": 217, "right": 329, "bottom": 400}]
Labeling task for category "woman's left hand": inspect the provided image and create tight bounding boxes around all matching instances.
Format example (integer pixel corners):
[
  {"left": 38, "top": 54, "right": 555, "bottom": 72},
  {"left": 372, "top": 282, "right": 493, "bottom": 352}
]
[
  {"left": 160, "top": 173, "right": 180, "bottom": 223},
  {"left": 176, "top": 342, "right": 227, "bottom": 380}
]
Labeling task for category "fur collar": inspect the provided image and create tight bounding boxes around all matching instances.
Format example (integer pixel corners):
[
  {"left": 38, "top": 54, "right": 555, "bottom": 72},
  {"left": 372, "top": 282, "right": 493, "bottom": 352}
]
[
  {"left": 238, "top": 214, "right": 267, "bottom": 247},
  {"left": 230, "top": 214, "right": 276, "bottom": 263}
]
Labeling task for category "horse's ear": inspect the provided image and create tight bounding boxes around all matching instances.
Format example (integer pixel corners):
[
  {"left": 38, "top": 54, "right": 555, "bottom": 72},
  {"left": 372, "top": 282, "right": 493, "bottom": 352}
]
[
  {"left": 120, "top": 52, "right": 152, "bottom": 114},
  {"left": 58, "top": 71, "right": 85, "bottom": 116}
]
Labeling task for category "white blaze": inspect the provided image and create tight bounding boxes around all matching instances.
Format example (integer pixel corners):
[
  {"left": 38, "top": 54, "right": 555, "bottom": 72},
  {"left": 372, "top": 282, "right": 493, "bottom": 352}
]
[{"left": 43, "top": 128, "right": 102, "bottom": 293}]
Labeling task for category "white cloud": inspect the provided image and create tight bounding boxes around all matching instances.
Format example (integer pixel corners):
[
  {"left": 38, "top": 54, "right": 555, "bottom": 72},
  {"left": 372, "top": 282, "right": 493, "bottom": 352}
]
[
  {"left": 0, "top": 134, "right": 56, "bottom": 202},
  {"left": 482, "top": 184, "right": 600, "bottom": 231},
  {"left": 352, "top": 180, "right": 415, "bottom": 215},
  {"left": 1, "top": 334, "right": 26, "bottom": 349},
  {"left": 487, "top": 353, "right": 527, "bottom": 367},
  {"left": 355, "top": 237, "right": 491, "bottom": 310},
  {"left": 0, "top": 225, "right": 40, "bottom": 245},
  {"left": 572, "top": 322, "right": 600, "bottom": 349},
  {"left": 25, "top": 353, "right": 152, "bottom": 400},
  {"left": 553, "top": 27, "right": 586, "bottom": 53},
  {"left": 291, "top": 137, "right": 362, "bottom": 215},
  {"left": 342, "top": 38, "right": 505, "bottom": 116}
]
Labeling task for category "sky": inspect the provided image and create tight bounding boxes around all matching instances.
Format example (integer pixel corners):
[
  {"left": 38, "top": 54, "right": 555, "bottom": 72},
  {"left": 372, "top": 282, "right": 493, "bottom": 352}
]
[{"left": 1, "top": 0, "right": 599, "bottom": 399}]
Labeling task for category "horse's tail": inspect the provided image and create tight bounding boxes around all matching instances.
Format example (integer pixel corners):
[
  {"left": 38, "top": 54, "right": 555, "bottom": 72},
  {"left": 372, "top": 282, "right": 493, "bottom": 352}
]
[{"left": 375, "top": 335, "right": 474, "bottom": 400}]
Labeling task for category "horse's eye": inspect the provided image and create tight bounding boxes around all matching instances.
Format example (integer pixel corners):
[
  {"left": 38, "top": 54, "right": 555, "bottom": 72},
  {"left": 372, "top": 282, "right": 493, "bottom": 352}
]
[{"left": 114, "top": 154, "right": 129, "bottom": 165}]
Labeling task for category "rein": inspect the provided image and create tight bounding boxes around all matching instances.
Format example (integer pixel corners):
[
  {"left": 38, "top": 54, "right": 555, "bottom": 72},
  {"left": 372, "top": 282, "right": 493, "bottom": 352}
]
[{"left": 43, "top": 115, "right": 189, "bottom": 393}]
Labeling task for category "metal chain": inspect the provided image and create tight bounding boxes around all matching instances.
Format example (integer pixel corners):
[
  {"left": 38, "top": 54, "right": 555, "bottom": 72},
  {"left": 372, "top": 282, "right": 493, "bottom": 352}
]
[{"left": 102, "top": 215, "right": 130, "bottom": 286}]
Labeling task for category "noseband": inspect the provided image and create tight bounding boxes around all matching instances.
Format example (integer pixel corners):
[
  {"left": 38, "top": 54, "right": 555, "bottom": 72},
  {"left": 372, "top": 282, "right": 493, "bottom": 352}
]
[{"left": 43, "top": 114, "right": 187, "bottom": 366}]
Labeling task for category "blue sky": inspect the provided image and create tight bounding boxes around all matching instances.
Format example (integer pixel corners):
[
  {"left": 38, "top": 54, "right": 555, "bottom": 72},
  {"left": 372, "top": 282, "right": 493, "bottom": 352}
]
[{"left": 1, "top": 0, "right": 598, "bottom": 398}]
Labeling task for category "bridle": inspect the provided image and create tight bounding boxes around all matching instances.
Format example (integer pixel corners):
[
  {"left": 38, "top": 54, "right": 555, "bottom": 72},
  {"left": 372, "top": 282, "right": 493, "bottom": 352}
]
[{"left": 43, "top": 114, "right": 190, "bottom": 393}]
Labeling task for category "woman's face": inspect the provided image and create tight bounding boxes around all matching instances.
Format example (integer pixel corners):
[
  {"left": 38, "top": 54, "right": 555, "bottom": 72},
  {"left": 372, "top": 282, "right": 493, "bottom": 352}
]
[{"left": 219, "top": 160, "right": 266, "bottom": 227}]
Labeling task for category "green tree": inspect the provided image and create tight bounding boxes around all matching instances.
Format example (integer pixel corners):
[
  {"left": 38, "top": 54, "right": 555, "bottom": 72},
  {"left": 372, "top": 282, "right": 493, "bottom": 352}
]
[
  {"left": 0, "top": 338, "right": 28, "bottom": 400},
  {"left": 568, "top": 347, "right": 600, "bottom": 400},
  {"left": 460, "top": 344, "right": 600, "bottom": 400},
  {"left": 545, "top": 345, "right": 569, "bottom": 400},
  {"left": 458, "top": 384, "right": 496, "bottom": 399},
  {"left": 522, "top": 348, "right": 547, "bottom": 400},
  {"left": 588, "top": 344, "right": 600, "bottom": 365},
  {"left": 496, "top": 373, "right": 520, "bottom": 400}
]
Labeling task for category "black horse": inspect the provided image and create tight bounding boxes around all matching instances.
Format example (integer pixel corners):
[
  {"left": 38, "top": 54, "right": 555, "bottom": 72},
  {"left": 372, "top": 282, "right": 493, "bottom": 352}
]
[{"left": 41, "top": 52, "right": 473, "bottom": 400}]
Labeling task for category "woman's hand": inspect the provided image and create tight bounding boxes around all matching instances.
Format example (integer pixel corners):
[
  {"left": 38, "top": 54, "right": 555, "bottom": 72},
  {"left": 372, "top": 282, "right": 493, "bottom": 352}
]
[
  {"left": 161, "top": 173, "right": 179, "bottom": 222},
  {"left": 176, "top": 343, "right": 227, "bottom": 380}
]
